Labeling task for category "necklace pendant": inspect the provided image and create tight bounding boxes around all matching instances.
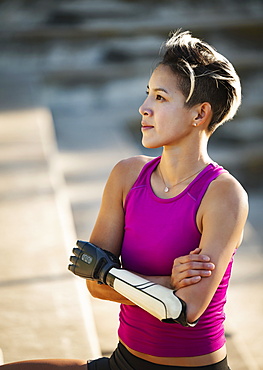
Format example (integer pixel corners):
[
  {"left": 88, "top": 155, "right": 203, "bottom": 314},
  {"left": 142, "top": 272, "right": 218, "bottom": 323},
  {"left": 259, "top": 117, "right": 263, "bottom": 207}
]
[{"left": 164, "top": 186, "right": 169, "bottom": 193}]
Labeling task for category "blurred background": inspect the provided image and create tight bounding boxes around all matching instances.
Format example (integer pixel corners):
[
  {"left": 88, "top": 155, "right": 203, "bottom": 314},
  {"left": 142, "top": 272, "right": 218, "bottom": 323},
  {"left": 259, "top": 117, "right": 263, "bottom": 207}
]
[{"left": 0, "top": 0, "right": 263, "bottom": 369}]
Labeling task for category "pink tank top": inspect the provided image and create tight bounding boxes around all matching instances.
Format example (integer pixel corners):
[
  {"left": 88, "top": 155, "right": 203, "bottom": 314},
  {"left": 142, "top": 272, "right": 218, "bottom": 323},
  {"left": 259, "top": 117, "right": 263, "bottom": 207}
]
[{"left": 118, "top": 156, "right": 233, "bottom": 357}]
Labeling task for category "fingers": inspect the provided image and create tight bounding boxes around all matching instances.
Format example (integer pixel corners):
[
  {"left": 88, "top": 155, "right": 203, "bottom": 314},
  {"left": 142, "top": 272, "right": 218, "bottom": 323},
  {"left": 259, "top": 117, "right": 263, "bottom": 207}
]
[
  {"left": 171, "top": 251, "right": 215, "bottom": 291},
  {"left": 174, "top": 266, "right": 213, "bottom": 280},
  {"left": 76, "top": 240, "right": 87, "bottom": 249},
  {"left": 190, "top": 248, "right": 201, "bottom": 255},
  {"left": 171, "top": 263, "right": 213, "bottom": 286},
  {"left": 68, "top": 249, "right": 81, "bottom": 266},
  {"left": 176, "top": 261, "right": 215, "bottom": 274},
  {"left": 174, "top": 253, "right": 211, "bottom": 266},
  {"left": 72, "top": 247, "right": 82, "bottom": 257},
  {"left": 173, "top": 255, "right": 215, "bottom": 274},
  {"left": 173, "top": 275, "right": 202, "bottom": 290},
  {"left": 68, "top": 263, "right": 75, "bottom": 272},
  {"left": 69, "top": 255, "right": 78, "bottom": 264},
  {"left": 68, "top": 249, "right": 82, "bottom": 272},
  {"left": 68, "top": 248, "right": 82, "bottom": 266}
]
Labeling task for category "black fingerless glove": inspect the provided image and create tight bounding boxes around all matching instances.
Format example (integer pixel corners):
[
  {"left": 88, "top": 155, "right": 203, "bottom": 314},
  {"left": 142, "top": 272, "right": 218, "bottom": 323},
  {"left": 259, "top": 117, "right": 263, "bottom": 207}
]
[{"left": 68, "top": 240, "right": 121, "bottom": 284}]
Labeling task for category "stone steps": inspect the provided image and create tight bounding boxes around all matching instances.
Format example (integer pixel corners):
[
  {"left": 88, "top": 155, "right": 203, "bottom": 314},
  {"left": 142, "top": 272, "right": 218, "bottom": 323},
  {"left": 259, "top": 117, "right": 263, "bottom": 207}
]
[{"left": 1, "top": 0, "right": 262, "bottom": 38}]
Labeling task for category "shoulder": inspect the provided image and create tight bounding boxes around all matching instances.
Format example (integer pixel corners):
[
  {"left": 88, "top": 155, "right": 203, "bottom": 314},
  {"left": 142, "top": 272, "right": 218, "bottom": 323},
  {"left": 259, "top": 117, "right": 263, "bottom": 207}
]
[
  {"left": 113, "top": 155, "right": 154, "bottom": 174},
  {"left": 201, "top": 171, "right": 249, "bottom": 221},
  {"left": 197, "top": 171, "right": 248, "bottom": 244},
  {"left": 210, "top": 171, "right": 248, "bottom": 206},
  {"left": 109, "top": 155, "right": 155, "bottom": 200}
]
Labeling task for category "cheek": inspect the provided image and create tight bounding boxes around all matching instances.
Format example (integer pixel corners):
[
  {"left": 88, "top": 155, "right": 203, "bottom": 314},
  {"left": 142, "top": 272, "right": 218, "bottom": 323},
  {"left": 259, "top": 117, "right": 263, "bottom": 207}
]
[
  {"left": 156, "top": 107, "right": 176, "bottom": 124},
  {"left": 158, "top": 108, "right": 181, "bottom": 128},
  {"left": 160, "top": 111, "right": 192, "bottom": 138}
]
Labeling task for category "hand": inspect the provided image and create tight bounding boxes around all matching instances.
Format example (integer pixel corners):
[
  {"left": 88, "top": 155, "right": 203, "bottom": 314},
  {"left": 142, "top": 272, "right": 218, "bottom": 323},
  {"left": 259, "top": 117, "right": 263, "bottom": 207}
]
[
  {"left": 69, "top": 240, "right": 121, "bottom": 283},
  {"left": 171, "top": 248, "right": 215, "bottom": 291}
]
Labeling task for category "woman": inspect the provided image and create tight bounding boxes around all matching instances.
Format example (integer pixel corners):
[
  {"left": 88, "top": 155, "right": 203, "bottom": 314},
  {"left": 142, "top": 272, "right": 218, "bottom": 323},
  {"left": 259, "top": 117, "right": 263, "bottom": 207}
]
[{"left": 1, "top": 30, "right": 248, "bottom": 369}]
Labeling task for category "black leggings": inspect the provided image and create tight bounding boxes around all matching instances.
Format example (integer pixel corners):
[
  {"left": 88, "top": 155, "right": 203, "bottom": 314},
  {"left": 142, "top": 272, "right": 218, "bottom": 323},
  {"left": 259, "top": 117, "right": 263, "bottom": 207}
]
[{"left": 88, "top": 342, "right": 230, "bottom": 370}]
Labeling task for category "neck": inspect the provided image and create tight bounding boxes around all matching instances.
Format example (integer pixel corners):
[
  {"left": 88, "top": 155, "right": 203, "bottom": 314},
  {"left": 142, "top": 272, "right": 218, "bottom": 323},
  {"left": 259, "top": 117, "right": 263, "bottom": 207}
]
[{"left": 159, "top": 138, "right": 211, "bottom": 185}]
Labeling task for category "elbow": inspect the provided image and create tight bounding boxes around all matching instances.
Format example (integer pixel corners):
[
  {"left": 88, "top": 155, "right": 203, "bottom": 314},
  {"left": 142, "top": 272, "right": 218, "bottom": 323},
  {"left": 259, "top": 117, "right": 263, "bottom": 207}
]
[
  {"left": 186, "top": 304, "right": 201, "bottom": 325},
  {"left": 184, "top": 298, "right": 208, "bottom": 324},
  {"left": 177, "top": 295, "right": 202, "bottom": 324},
  {"left": 176, "top": 292, "right": 204, "bottom": 324}
]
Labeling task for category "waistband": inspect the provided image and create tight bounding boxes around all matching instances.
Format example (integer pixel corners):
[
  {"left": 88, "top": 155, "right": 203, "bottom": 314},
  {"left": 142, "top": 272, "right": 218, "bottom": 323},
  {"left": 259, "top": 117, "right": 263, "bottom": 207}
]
[{"left": 109, "top": 342, "right": 230, "bottom": 370}]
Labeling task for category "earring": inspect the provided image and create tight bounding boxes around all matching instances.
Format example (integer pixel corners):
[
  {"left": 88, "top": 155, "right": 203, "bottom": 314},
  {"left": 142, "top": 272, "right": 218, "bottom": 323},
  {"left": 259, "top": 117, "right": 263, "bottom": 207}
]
[{"left": 193, "top": 123, "right": 197, "bottom": 126}]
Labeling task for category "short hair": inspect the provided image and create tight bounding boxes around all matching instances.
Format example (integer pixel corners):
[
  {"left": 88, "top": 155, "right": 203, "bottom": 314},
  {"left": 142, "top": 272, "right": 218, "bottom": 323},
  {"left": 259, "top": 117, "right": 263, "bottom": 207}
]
[{"left": 160, "top": 30, "right": 241, "bottom": 133}]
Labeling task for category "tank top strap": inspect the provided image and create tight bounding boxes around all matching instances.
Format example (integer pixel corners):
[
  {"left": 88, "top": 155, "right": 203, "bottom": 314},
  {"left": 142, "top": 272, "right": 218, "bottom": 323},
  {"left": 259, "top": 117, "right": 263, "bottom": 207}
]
[
  {"left": 131, "top": 156, "right": 161, "bottom": 189},
  {"left": 187, "top": 163, "right": 228, "bottom": 202}
]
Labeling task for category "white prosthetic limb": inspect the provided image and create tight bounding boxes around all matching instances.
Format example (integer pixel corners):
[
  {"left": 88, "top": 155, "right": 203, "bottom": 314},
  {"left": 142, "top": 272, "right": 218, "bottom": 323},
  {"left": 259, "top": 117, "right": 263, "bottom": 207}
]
[
  {"left": 106, "top": 268, "right": 198, "bottom": 327},
  {"left": 69, "top": 240, "right": 198, "bottom": 327}
]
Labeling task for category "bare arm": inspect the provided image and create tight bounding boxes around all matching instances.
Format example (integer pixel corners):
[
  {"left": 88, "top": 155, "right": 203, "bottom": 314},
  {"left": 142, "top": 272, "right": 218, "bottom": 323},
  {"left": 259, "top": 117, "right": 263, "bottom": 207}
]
[
  {"left": 86, "top": 156, "right": 151, "bottom": 304},
  {"left": 87, "top": 247, "right": 215, "bottom": 304},
  {"left": 173, "top": 174, "right": 249, "bottom": 323},
  {"left": 86, "top": 159, "right": 129, "bottom": 304}
]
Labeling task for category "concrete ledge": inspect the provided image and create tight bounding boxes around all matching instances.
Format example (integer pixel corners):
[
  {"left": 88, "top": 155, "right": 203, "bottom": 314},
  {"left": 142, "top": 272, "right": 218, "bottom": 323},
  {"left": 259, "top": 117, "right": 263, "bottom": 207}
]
[{"left": 0, "top": 108, "right": 101, "bottom": 362}]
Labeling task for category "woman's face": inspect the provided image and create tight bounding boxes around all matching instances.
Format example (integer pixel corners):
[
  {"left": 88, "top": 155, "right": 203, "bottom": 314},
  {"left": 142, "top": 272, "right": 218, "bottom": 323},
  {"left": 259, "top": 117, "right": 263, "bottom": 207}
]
[{"left": 139, "top": 64, "right": 196, "bottom": 149}]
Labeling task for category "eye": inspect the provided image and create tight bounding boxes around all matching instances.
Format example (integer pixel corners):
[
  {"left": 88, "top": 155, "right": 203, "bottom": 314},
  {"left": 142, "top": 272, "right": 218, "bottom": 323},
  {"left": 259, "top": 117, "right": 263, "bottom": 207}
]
[{"left": 156, "top": 94, "right": 165, "bottom": 101}]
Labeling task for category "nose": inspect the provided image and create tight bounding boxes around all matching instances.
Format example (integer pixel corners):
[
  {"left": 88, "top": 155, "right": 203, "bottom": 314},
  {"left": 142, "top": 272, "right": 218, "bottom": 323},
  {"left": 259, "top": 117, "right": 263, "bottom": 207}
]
[{"left": 139, "top": 100, "right": 153, "bottom": 117}]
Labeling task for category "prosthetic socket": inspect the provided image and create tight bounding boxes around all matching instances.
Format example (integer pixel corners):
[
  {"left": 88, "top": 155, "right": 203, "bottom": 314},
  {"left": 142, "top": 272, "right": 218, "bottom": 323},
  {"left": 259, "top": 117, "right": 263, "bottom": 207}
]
[{"left": 69, "top": 240, "right": 198, "bottom": 327}]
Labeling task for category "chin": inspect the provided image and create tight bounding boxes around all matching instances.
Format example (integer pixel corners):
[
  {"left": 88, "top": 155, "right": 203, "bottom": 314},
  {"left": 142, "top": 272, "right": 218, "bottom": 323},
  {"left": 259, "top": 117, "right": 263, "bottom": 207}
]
[
  {"left": 142, "top": 140, "right": 162, "bottom": 150},
  {"left": 143, "top": 144, "right": 161, "bottom": 150}
]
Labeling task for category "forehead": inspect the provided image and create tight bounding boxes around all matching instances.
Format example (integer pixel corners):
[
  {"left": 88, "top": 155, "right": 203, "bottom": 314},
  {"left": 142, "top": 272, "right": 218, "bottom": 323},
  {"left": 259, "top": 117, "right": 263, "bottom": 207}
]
[{"left": 149, "top": 64, "right": 180, "bottom": 92}]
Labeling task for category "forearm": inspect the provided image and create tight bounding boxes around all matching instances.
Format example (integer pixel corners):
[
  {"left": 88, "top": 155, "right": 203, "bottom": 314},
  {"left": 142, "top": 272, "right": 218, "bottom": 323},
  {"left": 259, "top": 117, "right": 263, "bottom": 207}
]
[
  {"left": 137, "top": 274, "right": 172, "bottom": 289},
  {"left": 70, "top": 242, "right": 194, "bottom": 326},
  {"left": 174, "top": 256, "right": 231, "bottom": 323},
  {"left": 87, "top": 274, "right": 172, "bottom": 303},
  {"left": 86, "top": 280, "right": 134, "bottom": 305}
]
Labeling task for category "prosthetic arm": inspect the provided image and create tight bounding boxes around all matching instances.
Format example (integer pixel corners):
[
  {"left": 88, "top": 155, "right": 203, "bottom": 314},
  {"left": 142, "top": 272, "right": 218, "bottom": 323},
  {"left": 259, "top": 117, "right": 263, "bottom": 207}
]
[{"left": 68, "top": 240, "right": 198, "bottom": 327}]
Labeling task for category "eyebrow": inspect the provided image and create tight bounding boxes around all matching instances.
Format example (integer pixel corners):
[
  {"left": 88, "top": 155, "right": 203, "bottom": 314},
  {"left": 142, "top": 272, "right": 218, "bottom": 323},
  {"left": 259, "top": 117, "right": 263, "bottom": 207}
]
[{"left": 146, "top": 85, "right": 169, "bottom": 94}]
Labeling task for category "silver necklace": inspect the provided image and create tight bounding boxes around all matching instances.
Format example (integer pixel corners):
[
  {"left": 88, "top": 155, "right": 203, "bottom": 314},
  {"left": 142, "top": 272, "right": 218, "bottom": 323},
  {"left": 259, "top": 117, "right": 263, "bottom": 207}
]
[{"left": 158, "top": 165, "right": 206, "bottom": 193}]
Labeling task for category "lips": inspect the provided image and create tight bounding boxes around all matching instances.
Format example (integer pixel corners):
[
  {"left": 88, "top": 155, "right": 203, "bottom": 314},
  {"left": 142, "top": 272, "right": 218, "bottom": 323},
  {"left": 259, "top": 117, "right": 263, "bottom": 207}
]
[{"left": 141, "top": 121, "right": 154, "bottom": 130}]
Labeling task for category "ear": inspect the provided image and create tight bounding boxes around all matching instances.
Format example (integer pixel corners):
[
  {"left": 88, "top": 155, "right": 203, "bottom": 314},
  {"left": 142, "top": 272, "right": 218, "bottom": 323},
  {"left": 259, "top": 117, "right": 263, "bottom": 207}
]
[{"left": 192, "top": 102, "right": 212, "bottom": 127}]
